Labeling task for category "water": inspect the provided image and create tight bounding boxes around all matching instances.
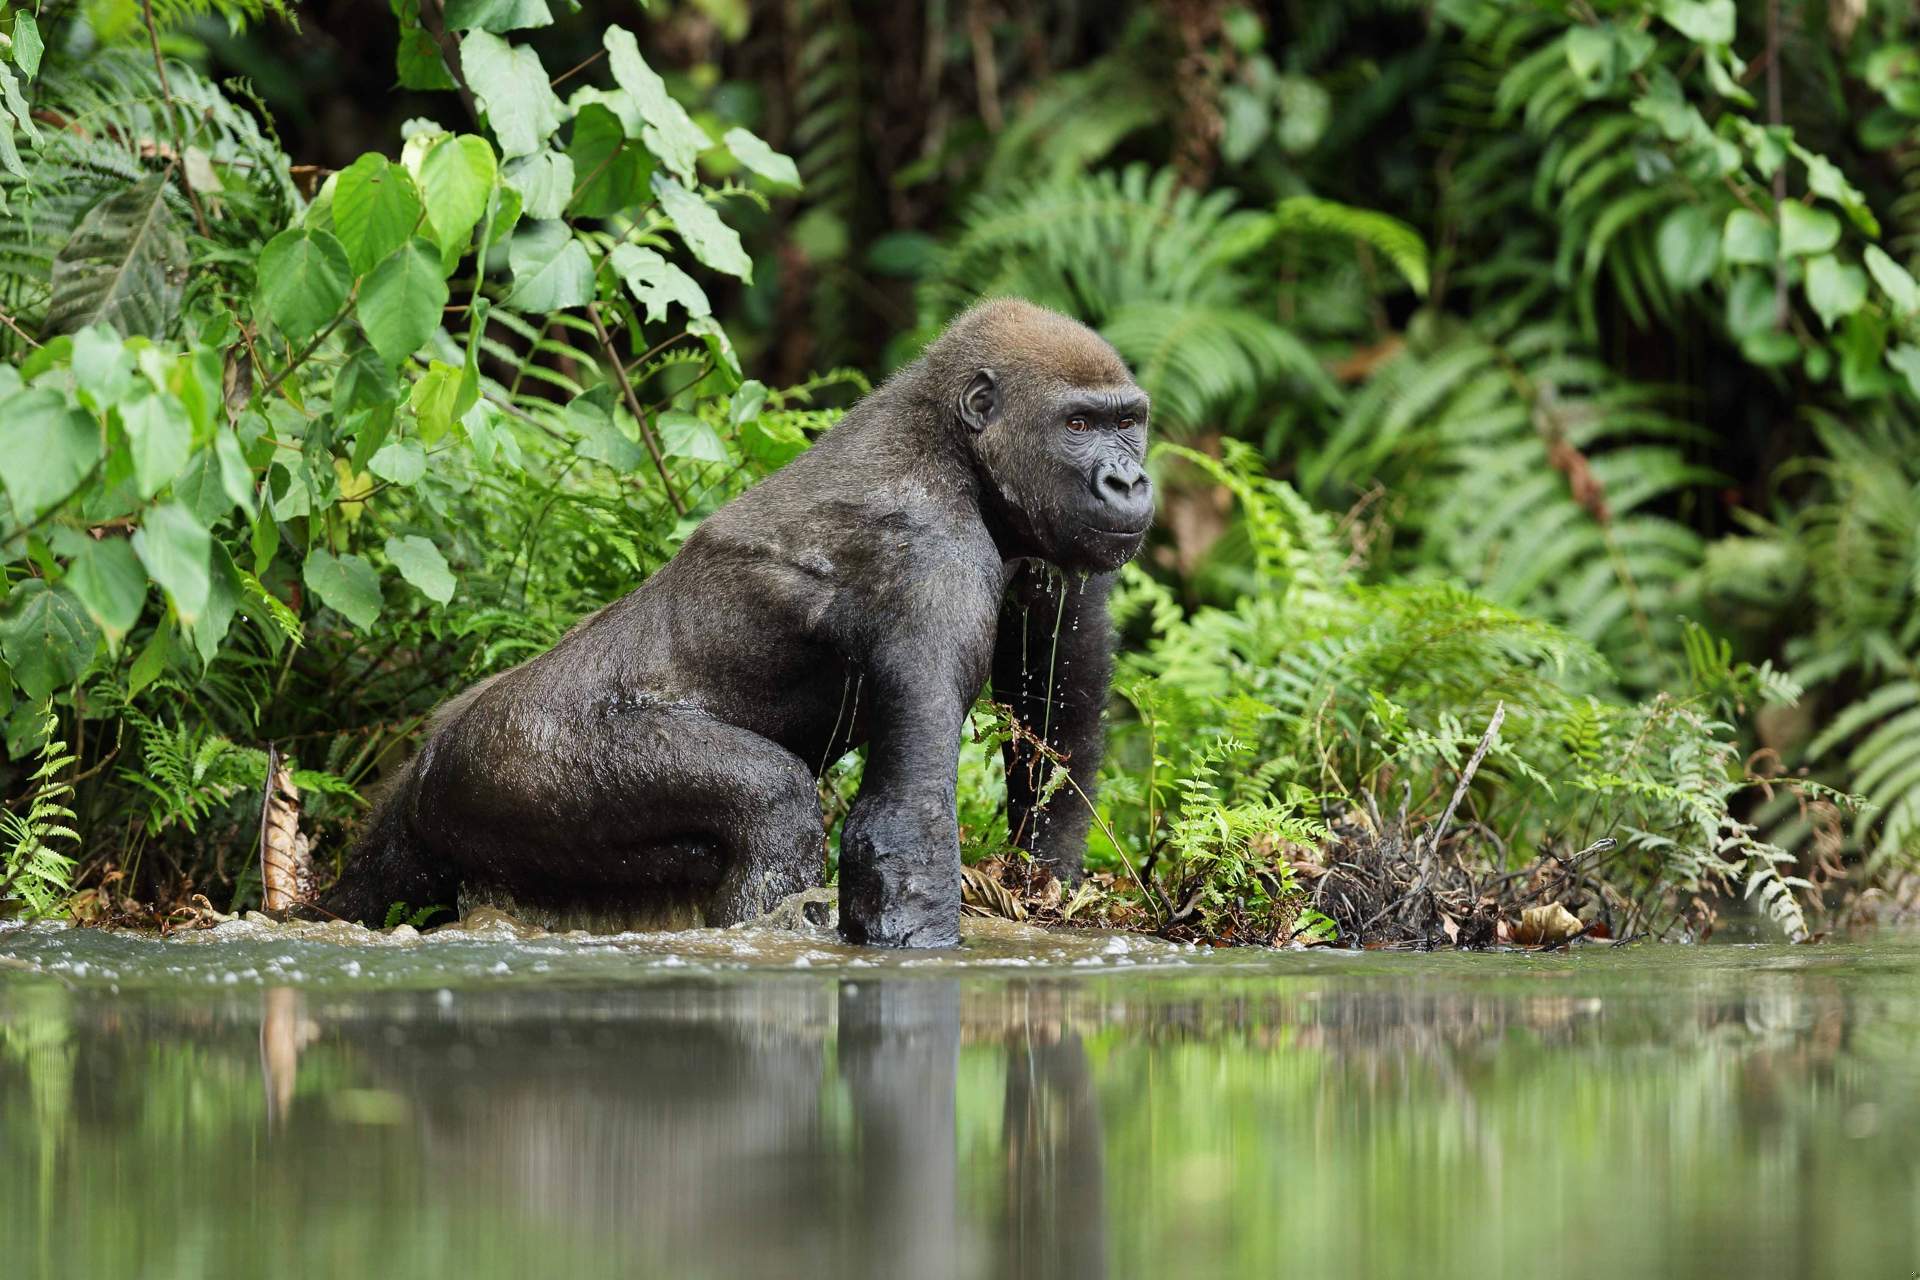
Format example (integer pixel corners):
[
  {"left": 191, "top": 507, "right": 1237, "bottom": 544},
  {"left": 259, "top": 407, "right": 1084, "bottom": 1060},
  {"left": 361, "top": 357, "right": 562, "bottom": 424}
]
[{"left": 2, "top": 917, "right": 1917, "bottom": 1280}]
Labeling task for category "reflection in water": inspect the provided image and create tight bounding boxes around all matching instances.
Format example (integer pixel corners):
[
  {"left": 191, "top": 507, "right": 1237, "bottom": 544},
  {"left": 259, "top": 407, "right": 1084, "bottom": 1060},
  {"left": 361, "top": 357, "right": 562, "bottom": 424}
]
[{"left": 2, "top": 933, "right": 1919, "bottom": 1279}]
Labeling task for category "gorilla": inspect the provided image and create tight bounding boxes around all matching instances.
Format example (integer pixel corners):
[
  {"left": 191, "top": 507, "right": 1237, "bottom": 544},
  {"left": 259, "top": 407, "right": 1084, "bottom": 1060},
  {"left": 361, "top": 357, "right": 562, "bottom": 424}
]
[{"left": 321, "top": 298, "right": 1154, "bottom": 947}]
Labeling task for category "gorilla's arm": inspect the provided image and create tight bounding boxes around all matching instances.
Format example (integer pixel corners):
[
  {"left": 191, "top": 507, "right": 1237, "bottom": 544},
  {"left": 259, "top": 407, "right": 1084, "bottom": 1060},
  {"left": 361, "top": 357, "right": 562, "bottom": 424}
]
[
  {"left": 837, "top": 640, "right": 975, "bottom": 949},
  {"left": 990, "top": 561, "right": 1115, "bottom": 881}
]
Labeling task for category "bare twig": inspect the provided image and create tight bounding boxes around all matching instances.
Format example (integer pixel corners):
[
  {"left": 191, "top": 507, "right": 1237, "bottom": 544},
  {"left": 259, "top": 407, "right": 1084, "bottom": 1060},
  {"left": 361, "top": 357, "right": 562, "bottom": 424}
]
[
  {"left": 585, "top": 300, "right": 686, "bottom": 515},
  {"left": 1431, "top": 701, "right": 1506, "bottom": 859},
  {"left": 138, "top": 0, "right": 212, "bottom": 238}
]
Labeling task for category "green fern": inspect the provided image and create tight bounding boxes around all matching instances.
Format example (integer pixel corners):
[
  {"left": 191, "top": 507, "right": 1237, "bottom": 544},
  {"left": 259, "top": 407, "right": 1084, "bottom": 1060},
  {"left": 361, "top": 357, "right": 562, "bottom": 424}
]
[
  {"left": 1315, "top": 316, "right": 1716, "bottom": 687},
  {"left": 920, "top": 165, "right": 1339, "bottom": 432},
  {"left": 1, "top": 704, "right": 81, "bottom": 919}
]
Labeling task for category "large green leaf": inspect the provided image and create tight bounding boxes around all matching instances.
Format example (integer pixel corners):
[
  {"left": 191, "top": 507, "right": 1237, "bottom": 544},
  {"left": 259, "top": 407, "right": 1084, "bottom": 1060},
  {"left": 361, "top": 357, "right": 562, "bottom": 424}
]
[
  {"left": 12, "top": 12, "right": 43, "bottom": 80},
  {"left": 333, "top": 155, "right": 426, "bottom": 276},
  {"left": 358, "top": 240, "right": 450, "bottom": 366},
  {"left": 385, "top": 534, "right": 455, "bottom": 604},
  {"left": 303, "top": 549, "right": 382, "bottom": 629},
  {"left": 189, "top": 540, "right": 244, "bottom": 665},
  {"left": 1654, "top": 205, "right": 1717, "bottom": 290},
  {"left": 567, "top": 103, "right": 652, "bottom": 218},
  {"left": 609, "top": 244, "right": 710, "bottom": 322},
  {"left": 722, "top": 127, "right": 800, "bottom": 190},
  {"left": 508, "top": 221, "right": 594, "bottom": 312},
  {"left": 604, "top": 26, "right": 710, "bottom": 183},
  {"left": 1779, "top": 202, "right": 1840, "bottom": 258},
  {"left": 65, "top": 537, "right": 146, "bottom": 643},
  {"left": 461, "top": 30, "right": 566, "bottom": 159},
  {"left": 1864, "top": 246, "right": 1920, "bottom": 316},
  {"left": 443, "top": 0, "right": 550, "bottom": 31},
  {"left": 502, "top": 149, "right": 574, "bottom": 220},
  {"left": 653, "top": 175, "right": 752, "bottom": 282},
  {"left": 0, "top": 389, "right": 101, "bottom": 520},
  {"left": 119, "top": 389, "right": 193, "bottom": 499},
  {"left": 0, "top": 581, "right": 98, "bottom": 701},
  {"left": 659, "top": 411, "right": 728, "bottom": 463},
  {"left": 131, "top": 502, "right": 212, "bottom": 624},
  {"left": 1805, "top": 254, "right": 1867, "bottom": 330},
  {"left": 369, "top": 438, "right": 427, "bottom": 484},
  {"left": 419, "top": 134, "right": 497, "bottom": 254},
  {"left": 46, "top": 177, "right": 188, "bottom": 338},
  {"left": 256, "top": 227, "right": 353, "bottom": 342}
]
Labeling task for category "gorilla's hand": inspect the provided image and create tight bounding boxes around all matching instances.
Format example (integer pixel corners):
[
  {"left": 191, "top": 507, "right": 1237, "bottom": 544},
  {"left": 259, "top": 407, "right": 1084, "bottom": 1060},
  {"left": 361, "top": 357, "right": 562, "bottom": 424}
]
[
  {"left": 838, "top": 792, "right": 962, "bottom": 948},
  {"left": 836, "top": 662, "right": 969, "bottom": 948}
]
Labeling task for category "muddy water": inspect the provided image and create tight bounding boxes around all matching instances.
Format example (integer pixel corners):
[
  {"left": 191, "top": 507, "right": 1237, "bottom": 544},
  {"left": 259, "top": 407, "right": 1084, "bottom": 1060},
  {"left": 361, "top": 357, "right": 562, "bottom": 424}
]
[{"left": 1, "top": 917, "right": 1917, "bottom": 1280}]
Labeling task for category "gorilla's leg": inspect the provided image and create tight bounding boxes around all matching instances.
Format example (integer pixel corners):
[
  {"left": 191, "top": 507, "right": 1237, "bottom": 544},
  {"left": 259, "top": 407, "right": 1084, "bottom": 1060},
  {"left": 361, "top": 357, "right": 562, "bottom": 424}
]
[
  {"left": 990, "top": 564, "right": 1116, "bottom": 882},
  {"left": 428, "top": 709, "right": 825, "bottom": 928},
  {"left": 610, "top": 715, "right": 826, "bottom": 926}
]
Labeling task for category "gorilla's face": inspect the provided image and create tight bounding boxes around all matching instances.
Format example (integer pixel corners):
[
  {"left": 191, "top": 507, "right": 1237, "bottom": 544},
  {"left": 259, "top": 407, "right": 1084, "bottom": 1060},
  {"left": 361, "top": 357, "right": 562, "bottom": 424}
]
[{"left": 964, "top": 370, "right": 1154, "bottom": 574}]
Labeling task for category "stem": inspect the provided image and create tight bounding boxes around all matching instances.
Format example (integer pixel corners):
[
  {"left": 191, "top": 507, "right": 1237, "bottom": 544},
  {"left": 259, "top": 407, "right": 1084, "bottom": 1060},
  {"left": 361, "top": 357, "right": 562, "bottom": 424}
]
[
  {"left": 417, "top": 0, "right": 482, "bottom": 127},
  {"left": 585, "top": 300, "right": 686, "bottom": 516},
  {"left": 138, "top": 0, "right": 212, "bottom": 238},
  {"left": 1767, "top": 0, "right": 1789, "bottom": 330},
  {"left": 257, "top": 294, "right": 356, "bottom": 400}
]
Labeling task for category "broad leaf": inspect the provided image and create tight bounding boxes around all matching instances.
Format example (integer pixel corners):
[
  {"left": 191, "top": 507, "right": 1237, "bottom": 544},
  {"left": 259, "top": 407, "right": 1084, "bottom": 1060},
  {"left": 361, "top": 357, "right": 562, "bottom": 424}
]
[
  {"left": 502, "top": 149, "right": 574, "bottom": 220},
  {"left": 0, "top": 581, "right": 98, "bottom": 701},
  {"left": 333, "top": 155, "right": 425, "bottom": 275},
  {"left": 443, "top": 0, "right": 551, "bottom": 31},
  {"left": 0, "top": 388, "right": 100, "bottom": 519},
  {"left": 65, "top": 537, "right": 146, "bottom": 642},
  {"left": 419, "top": 134, "right": 497, "bottom": 254},
  {"left": 1805, "top": 254, "right": 1867, "bottom": 330},
  {"left": 256, "top": 227, "right": 353, "bottom": 341},
  {"left": 303, "top": 549, "right": 382, "bottom": 629},
  {"left": 369, "top": 438, "right": 428, "bottom": 484},
  {"left": 359, "top": 239, "right": 450, "bottom": 366},
  {"left": 567, "top": 389, "right": 643, "bottom": 470},
  {"left": 509, "top": 221, "right": 594, "bottom": 312},
  {"left": 46, "top": 177, "right": 188, "bottom": 338},
  {"left": 461, "top": 30, "right": 566, "bottom": 159},
  {"left": 653, "top": 174, "right": 752, "bottom": 282},
  {"left": 609, "top": 244, "right": 710, "bottom": 322},
  {"left": 1720, "top": 208, "right": 1775, "bottom": 265},
  {"left": 385, "top": 535, "right": 455, "bottom": 604},
  {"left": 1779, "top": 201, "right": 1840, "bottom": 258},
  {"left": 189, "top": 541, "right": 243, "bottom": 665},
  {"left": 568, "top": 103, "right": 652, "bottom": 218},
  {"left": 604, "top": 26, "right": 710, "bottom": 182},
  {"left": 659, "top": 410, "right": 728, "bottom": 463},
  {"left": 722, "top": 127, "right": 800, "bottom": 189},
  {"left": 70, "top": 325, "right": 133, "bottom": 412},
  {"left": 1864, "top": 246, "right": 1920, "bottom": 316},
  {"left": 1660, "top": 0, "right": 1734, "bottom": 44},
  {"left": 131, "top": 502, "right": 212, "bottom": 624},
  {"left": 13, "top": 12, "right": 43, "bottom": 80},
  {"left": 1655, "top": 205, "right": 1717, "bottom": 290},
  {"left": 119, "top": 390, "right": 193, "bottom": 499}
]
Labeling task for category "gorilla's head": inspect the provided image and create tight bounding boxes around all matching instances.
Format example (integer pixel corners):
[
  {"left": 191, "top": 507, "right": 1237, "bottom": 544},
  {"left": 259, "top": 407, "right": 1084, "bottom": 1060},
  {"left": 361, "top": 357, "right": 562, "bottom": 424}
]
[{"left": 932, "top": 299, "right": 1154, "bottom": 574}]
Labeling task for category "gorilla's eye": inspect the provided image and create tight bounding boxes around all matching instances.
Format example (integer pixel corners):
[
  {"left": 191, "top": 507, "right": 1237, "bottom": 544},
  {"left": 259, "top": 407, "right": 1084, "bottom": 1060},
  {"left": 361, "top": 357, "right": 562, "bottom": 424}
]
[
  {"left": 1118, "top": 417, "right": 1137, "bottom": 431},
  {"left": 1066, "top": 416, "right": 1091, "bottom": 432}
]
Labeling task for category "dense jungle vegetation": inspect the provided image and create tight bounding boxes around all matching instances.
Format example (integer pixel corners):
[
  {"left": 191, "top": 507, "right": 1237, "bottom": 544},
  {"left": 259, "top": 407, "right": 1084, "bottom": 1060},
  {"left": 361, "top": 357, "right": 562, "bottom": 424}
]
[{"left": 2, "top": 0, "right": 1917, "bottom": 944}]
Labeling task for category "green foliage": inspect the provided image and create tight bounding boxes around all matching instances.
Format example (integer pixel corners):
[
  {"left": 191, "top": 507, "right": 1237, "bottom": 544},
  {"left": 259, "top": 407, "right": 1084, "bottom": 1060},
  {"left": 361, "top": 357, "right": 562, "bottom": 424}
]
[
  {"left": 0, "top": 704, "right": 79, "bottom": 918},
  {"left": 1098, "top": 446, "right": 1816, "bottom": 940}
]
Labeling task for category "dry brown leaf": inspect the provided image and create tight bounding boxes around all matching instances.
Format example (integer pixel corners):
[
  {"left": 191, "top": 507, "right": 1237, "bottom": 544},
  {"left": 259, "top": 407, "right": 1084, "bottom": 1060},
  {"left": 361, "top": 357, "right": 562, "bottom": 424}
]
[
  {"left": 960, "top": 863, "right": 1026, "bottom": 922},
  {"left": 1514, "top": 901, "right": 1583, "bottom": 946},
  {"left": 260, "top": 762, "right": 313, "bottom": 913}
]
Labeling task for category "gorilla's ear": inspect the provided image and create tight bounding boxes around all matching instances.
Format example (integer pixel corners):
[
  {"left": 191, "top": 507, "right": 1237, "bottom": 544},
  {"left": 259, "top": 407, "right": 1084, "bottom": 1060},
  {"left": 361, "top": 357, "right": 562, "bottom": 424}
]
[{"left": 958, "top": 369, "right": 1000, "bottom": 433}]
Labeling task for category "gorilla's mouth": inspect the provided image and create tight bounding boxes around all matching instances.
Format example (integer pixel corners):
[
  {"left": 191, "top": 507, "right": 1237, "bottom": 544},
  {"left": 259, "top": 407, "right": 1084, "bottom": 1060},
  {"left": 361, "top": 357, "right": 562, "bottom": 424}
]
[{"left": 1087, "top": 524, "right": 1150, "bottom": 538}]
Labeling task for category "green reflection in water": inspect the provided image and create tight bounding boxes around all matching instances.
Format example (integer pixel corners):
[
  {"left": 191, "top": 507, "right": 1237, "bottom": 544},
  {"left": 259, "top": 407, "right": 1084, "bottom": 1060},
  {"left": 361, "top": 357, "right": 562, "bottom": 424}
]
[{"left": 2, "top": 926, "right": 1917, "bottom": 1280}]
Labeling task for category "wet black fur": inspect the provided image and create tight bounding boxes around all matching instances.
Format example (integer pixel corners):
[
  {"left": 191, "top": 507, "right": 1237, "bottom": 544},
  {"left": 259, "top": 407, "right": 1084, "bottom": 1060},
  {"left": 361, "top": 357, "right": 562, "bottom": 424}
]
[{"left": 321, "top": 299, "right": 1154, "bottom": 947}]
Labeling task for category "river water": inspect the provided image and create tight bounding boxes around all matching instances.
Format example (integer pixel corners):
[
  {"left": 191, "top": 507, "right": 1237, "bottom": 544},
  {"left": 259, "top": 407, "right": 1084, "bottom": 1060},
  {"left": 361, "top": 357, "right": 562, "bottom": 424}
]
[{"left": 1, "top": 916, "right": 1916, "bottom": 1280}]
